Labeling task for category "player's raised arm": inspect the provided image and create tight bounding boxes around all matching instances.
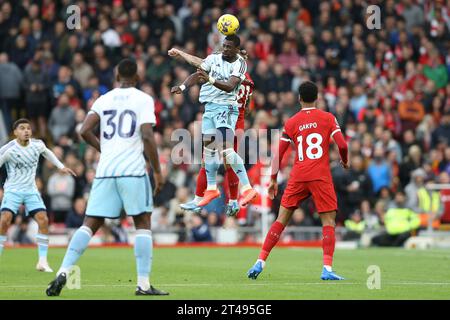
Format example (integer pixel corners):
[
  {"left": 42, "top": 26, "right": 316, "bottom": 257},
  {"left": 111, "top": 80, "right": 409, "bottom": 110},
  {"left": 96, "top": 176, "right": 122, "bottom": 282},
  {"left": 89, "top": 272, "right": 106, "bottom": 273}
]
[
  {"left": 80, "top": 112, "right": 101, "bottom": 152},
  {"left": 168, "top": 48, "right": 204, "bottom": 69}
]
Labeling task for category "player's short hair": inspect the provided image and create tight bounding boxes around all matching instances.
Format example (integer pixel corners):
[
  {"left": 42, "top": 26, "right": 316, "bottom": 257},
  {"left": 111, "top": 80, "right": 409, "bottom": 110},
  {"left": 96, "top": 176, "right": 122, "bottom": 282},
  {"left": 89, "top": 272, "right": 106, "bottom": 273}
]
[
  {"left": 117, "top": 58, "right": 137, "bottom": 79},
  {"left": 13, "top": 118, "right": 31, "bottom": 130},
  {"left": 225, "top": 35, "right": 240, "bottom": 48},
  {"left": 298, "top": 81, "right": 318, "bottom": 103}
]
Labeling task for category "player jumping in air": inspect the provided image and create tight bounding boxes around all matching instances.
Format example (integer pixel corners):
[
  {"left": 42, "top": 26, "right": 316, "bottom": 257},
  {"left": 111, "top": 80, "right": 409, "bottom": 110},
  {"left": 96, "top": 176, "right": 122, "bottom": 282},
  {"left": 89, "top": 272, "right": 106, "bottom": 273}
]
[
  {"left": 168, "top": 47, "right": 254, "bottom": 216},
  {"left": 0, "top": 119, "right": 75, "bottom": 272},
  {"left": 46, "top": 59, "right": 168, "bottom": 296},
  {"left": 247, "top": 81, "right": 349, "bottom": 281},
  {"left": 170, "top": 35, "right": 257, "bottom": 210}
]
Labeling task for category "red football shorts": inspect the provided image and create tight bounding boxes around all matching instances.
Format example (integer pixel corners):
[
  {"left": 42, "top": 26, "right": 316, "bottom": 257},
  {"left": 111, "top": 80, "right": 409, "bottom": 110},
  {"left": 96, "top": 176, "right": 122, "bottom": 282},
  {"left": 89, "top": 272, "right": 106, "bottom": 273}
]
[{"left": 280, "top": 179, "right": 338, "bottom": 213}]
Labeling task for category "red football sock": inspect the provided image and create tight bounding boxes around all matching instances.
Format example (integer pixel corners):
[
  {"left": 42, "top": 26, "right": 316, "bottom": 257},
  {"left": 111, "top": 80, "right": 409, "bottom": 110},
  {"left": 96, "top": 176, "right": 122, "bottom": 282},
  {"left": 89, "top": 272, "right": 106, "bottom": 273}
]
[
  {"left": 258, "top": 221, "right": 285, "bottom": 261},
  {"left": 226, "top": 167, "right": 239, "bottom": 200},
  {"left": 195, "top": 167, "right": 207, "bottom": 197},
  {"left": 322, "top": 226, "right": 335, "bottom": 266}
]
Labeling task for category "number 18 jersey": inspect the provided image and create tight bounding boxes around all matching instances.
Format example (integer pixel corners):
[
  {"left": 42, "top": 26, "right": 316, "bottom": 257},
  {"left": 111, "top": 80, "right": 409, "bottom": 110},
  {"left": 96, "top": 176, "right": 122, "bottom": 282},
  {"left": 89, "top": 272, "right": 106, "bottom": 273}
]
[
  {"left": 282, "top": 107, "right": 341, "bottom": 183},
  {"left": 90, "top": 87, "right": 156, "bottom": 178}
]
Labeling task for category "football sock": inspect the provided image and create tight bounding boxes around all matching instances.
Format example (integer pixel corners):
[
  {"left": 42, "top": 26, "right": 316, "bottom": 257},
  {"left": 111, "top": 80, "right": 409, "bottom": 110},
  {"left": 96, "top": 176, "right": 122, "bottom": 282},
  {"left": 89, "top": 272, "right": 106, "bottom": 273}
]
[
  {"left": 223, "top": 148, "right": 250, "bottom": 187},
  {"left": 258, "top": 221, "right": 285, "bottom": 261},
  {"left": 193, "top": 195, "right": 203, "bottom": 204},
  {"left": 36, "top": 233, "right": 49, "bottom": 262},
  {"left": 204, "top": 147, "right": 220, "bottom": 190},
  {"left": 57, "top": 226, "right": 92, "bottom": 276},
  {"left": 134, "top": 229, "right": 153, "bottom": 291},
  {"left": 322, "top": 226, "right": 335, "bottom": 269},
  {"left": 195, "top": 167, "right": 207, "bottom": 197},
  {"left": 0, "top": 235, "right": 6, "bottom": 256},
  {"left": 226, "top": 167, "right": 239, "bottom": 200}
]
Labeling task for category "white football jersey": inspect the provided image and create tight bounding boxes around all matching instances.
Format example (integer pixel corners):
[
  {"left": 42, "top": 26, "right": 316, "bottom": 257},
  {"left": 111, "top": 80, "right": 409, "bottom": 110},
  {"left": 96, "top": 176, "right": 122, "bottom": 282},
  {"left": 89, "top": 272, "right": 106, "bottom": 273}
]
[
  {"left": 0, "top": 139, "right": 64, "bottom": 192},
  {"left": 199, "top": 53, "right": 246, "bottom": 106},
  {"left": 90, "top": 87, "right": 156, "bottom": 178}
]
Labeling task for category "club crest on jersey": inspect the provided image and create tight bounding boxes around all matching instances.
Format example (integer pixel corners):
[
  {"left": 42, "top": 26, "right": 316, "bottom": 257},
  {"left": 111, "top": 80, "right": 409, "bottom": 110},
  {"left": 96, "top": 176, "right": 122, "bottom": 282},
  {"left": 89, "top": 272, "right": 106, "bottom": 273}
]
[{"left": 298, "top": 122, "right": 318, "bottom": 131}]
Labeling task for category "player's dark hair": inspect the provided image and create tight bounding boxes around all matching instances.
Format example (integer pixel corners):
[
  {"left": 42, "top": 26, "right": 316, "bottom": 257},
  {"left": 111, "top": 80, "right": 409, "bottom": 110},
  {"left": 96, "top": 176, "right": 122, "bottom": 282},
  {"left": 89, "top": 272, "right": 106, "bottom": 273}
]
[
  {"left": 13, "top": 118, "right": 31, "bottom": 130},
  {"left": 298, "top": 81, "right": 318, "bottom": 103},
  {"left": 225, "top": 35, "right": 240, "bottom": 48},
  {"left": 117, "top": 58, "right": 137, "bottom": 79}
]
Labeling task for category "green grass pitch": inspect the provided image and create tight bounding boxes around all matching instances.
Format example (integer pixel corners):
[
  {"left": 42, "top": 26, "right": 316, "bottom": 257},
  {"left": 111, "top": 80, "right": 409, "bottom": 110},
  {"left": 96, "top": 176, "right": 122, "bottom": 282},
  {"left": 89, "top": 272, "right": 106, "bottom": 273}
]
[{"left": 0, "top": 247, "right": 449, "bottom": 299}]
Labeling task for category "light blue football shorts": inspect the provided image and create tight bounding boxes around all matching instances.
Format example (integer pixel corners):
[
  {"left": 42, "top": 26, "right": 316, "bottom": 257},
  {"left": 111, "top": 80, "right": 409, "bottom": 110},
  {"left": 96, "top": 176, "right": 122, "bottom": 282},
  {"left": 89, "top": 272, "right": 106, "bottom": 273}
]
[
  {"left": 202, "top": 102, "right": 239, "bottom": 135},
  {"left": 86, "top": 174, "right": 153, "bottom": 219},
  {"left": 1, "top": 191, "right": 46, "bottom": 216}
]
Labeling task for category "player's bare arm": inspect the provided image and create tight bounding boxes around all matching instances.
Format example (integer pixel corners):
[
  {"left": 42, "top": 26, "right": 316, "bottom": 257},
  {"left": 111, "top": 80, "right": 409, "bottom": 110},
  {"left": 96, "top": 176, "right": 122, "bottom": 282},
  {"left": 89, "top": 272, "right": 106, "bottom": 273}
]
[
  {"left": 168, "top": 48, "right": 203, "bottom": 68},
  {"left": 171, "top": 72, "right": 206, "bottom": 94},
  {"left": 41, "top": 147, "right": 77, "bottom": 176},
  {"left": 141, "top": 123, "right": 164, "bottom": 195},
  {"left": 80, "top": 112, "right": 101, "bottom": 152},
  {"left": 196, "top": 68, "right": 241, "bottom": 93}
]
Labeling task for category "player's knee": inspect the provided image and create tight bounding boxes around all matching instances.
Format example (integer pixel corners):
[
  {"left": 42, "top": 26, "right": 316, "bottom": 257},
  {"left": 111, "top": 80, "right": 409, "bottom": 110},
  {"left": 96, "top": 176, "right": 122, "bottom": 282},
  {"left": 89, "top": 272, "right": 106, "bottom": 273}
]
[
  {"left": 34, "top": 212, "right": 49, "bottom": 226},
  {"left": 0, "top": 212, "right": 12, "bottom": 224},
  {"left": 320, "top": 212, "right": 336, "bottom": 227}
]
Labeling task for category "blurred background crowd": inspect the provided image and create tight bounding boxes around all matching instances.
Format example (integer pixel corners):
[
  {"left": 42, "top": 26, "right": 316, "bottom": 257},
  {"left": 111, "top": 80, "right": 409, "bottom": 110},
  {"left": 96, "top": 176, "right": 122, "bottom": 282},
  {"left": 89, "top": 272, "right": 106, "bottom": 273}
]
[{"left": 0, "top": 0, "right": 449, "bottom": 245}]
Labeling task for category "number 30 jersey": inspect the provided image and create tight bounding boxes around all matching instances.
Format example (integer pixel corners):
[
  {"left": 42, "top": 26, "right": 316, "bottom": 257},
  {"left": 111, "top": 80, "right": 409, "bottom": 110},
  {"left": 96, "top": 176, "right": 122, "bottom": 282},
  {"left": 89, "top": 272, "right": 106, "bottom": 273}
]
[
  {"left": 281, "top": 107, "right": 341, "bottom": 183},
  {"left": 89, "top": 87, "right": 156, "bottom": 178}
]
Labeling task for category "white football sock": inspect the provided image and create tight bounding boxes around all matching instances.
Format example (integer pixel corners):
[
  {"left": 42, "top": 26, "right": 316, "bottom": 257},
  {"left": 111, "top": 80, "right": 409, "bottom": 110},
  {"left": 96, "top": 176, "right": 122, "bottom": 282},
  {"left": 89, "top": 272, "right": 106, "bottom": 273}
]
[{"left": 138, "top": 276, "right": 150, "bottom": 291}]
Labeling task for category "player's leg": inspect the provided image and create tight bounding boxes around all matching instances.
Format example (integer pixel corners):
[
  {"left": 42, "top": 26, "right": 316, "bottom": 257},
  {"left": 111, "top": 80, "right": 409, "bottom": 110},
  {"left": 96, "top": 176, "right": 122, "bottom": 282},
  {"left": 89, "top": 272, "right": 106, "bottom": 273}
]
[
  {"left": 47, "top": 178, "right": 121, "bottom": 296},
  {"left": 248, "top": 181, "right": 310, "bottom": 279},
  {"left": 46, "top": 216, "right": 104, "bottom": 296},
  {"left": 247, "top": 205, "right": 294, "bottom": 279},
  {"left": 224, "top": 130, "right": 242, "bottom": 216},
  {"left": 310, "top": 180, "right": 344, "bottom": 280},
  {"left": 0, "top": 211, "right": 14, "bottom": 257},
  {"left": 119, "top": 175, "right": 168, "bottom": 295},
  {"left": 198, "top": 135, "right": 222, "bottom": 206},
  {"left": 218, "top": 108, "right": 257, "bottom": 207},
  {"left": 197, "top": 109, "right": 222, "bottom": 207},
  {"left": 180, "top": 140, "right": 207, "bottom": 212},
  {"left": 24, "top": 192, "right": 52, "bottom": 271},
  {"left": 32, "top": 211, "right": 53, "bottom": 272},
  {"left": 132, "top": 213, "right": 168, "bottom": 296},
  {"left": 0, "top": 192, "right": 22, "bottom": 257}
]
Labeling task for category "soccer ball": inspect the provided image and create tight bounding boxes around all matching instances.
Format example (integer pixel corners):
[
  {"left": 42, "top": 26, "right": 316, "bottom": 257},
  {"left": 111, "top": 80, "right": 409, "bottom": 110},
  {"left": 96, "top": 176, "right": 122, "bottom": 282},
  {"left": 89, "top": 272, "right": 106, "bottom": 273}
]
[{"left": 217, "top": 14, "right": 240, "bottom": 36}]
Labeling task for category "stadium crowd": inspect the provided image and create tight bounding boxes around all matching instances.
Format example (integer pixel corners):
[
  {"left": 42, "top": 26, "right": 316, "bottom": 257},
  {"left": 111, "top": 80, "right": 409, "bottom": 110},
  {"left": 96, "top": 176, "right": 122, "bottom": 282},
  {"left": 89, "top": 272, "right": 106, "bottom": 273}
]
[{"left": 0, "top": 0, "right": 449, "bottom": 244}]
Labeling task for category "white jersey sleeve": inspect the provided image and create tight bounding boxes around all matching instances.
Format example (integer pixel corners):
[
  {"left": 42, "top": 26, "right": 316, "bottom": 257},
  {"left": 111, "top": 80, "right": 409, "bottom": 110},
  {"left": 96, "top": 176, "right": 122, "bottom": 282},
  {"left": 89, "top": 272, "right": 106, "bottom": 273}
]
[
  {"left": 89, "top": 95, "right": 104, "bottom": 116},
  {"left": 200, "top": 54, "right": 215, "bottom": 72},
  {"left": 138, "top": 94, "right": 156, "bottom": 127}
]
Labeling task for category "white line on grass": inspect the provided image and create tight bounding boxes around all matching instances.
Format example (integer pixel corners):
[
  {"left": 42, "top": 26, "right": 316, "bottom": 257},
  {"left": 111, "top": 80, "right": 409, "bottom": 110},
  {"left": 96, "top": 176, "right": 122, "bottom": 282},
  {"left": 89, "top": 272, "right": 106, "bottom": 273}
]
[{"left": 1, "top": 281, "right": 450, "bottom": 291}]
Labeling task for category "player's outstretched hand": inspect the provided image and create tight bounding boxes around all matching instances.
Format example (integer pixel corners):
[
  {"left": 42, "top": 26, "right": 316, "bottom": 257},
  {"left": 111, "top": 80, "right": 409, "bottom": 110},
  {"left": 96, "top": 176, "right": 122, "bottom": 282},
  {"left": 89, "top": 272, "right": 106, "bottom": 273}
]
[
  {"left": 268, "top": 180, "right": 278, "bottom": 200},
  {"left": 60, "top": 167, "right": 77, "bottom": 176},
  {"left": 340, "top": 160, "right": 349, "bottom": 169},
  {"left": 168, "top": 48, "right": 180, "bottom": 57},
  {"left": 171, "top": 86, "right": 182, "bottom": 94},
  {"left": 153, "top": 172, "right": 164, "bottom": 196}
]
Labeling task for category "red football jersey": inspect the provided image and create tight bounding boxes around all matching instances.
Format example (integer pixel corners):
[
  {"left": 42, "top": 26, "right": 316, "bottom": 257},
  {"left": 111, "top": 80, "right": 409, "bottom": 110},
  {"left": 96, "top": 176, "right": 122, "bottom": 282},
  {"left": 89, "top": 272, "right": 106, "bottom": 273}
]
[{"left": 282, "top": 107, "right": 341, "bottom": 182}]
